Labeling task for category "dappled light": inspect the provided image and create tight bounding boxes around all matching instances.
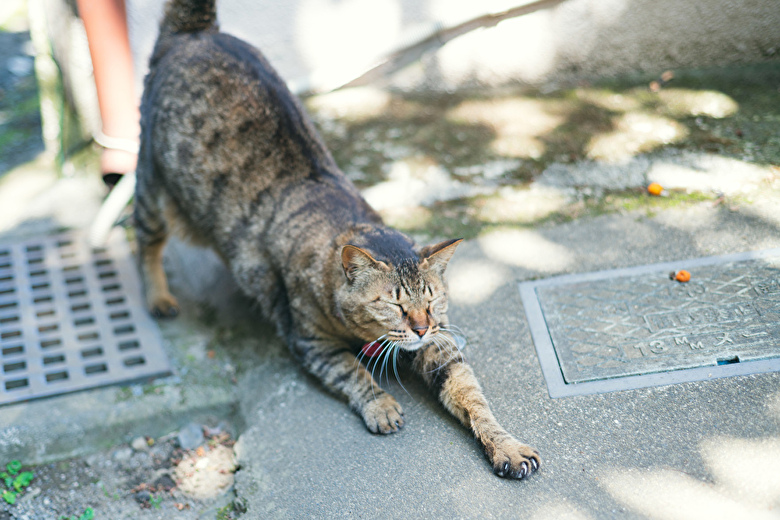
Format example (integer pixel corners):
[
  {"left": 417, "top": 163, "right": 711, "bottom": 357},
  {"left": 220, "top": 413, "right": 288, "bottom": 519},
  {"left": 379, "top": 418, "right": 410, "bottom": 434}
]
[
  {"left": 602, "top": 388, "right": 780, "bottom": 519},
  {"left": 647, "top": 153, "right": 773, "bottom": 195},
  {"left": 574, "top": 88, "right": 643, "bottom": 112},
  {"left": 602, "top": 467, "right": 779, "bottom": 520},
  {"left": 655, "top": 89, "right": 739, "bottom": 119},
  {"left": 4, "top": 0, "right": 780, "bottom": 516},
  {"left": 585, "top": 112, "right": 688, "bottom": 162},
  {"left": 447, "top": 259, "right": 511, "bottom": 304},
  {"left": 478, "top": 228, "right": 574, "bottom": 272},
  {"left": 305, "top": 86, "right": 392, "bottom": 122},
  {"left": 448, "top": 98, "right": 566, "bottom": 159},
  {"left": 476, "top": 184, "right": 569, "bottom": 224},
  {"left": 308, "top": 63, "right": 780, "bottom": 244},
  {"left": 699, "top": 436, "right": 780, "bottom": 509},
  {"left": 362, "top": 156, "right": 481, "bottom": 211}
]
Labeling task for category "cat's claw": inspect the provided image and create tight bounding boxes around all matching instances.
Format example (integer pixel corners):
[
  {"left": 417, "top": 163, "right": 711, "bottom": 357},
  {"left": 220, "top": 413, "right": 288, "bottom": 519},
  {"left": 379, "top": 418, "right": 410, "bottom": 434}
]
[{"left": 489, "top": 438, "right": 540, "bottom": 480}]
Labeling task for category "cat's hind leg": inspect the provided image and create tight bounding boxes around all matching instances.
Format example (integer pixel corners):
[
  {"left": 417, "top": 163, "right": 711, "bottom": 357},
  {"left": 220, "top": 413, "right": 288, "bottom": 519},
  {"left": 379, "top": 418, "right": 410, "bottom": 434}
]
[
  {"left": 133, "top": 184, "right": 179, "bottom": 318},
  {"left": 292, "top": 338, "right": 404, "bottom": 434}
]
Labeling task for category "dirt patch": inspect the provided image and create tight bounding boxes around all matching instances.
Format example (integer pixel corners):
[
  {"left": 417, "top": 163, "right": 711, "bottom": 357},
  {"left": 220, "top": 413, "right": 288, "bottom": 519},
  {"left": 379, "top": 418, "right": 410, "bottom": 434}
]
[{"left": 0, "top": 425, "right": 243, "bottom": 520}]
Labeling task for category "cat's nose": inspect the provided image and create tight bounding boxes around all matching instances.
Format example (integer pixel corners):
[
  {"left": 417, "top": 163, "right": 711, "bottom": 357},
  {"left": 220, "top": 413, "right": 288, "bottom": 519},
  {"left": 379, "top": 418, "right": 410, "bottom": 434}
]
[{"left": 412, "top": 325, "right": 428, "bottom": 337}]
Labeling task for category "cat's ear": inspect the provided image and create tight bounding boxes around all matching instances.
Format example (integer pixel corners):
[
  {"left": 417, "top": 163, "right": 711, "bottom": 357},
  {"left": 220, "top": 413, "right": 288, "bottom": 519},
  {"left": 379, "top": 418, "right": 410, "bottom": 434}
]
[
  {"left": 419, "top": 238, "right": 463, "bottom": 274},
  {"left": 341, "top": 245, "right": 389, "bottom": 283}
]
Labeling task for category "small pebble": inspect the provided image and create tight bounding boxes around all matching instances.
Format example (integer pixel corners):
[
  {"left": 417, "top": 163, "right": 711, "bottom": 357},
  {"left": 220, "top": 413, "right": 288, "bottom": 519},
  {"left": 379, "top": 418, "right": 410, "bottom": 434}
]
[
  {"left": 112, "top": 447, "right": 133, "bottom": 461},
  {"left": 131, "top": 436, "right": 150, "bottom": 452},
  {"left": 133, "top": 490, "right": 151, "bottom": 504},
  {"left": 204, "top": 420, "right": 230, "bottom": 437},
  {"left": 153, "top": 474, "right": 176, "bottom": 491},
  {"left": 177, "top": 422, "right": 205, "bottom": 450}
]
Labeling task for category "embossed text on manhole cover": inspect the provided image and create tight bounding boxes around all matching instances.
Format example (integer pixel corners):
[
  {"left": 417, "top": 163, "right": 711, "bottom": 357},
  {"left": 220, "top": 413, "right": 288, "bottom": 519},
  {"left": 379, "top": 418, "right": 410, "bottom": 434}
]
[
  {"left": 519, "top": 249, "right": 780, "bottom": 397},
  {"left": 0, "top": 232, "right": 171, "bottom": 405}
]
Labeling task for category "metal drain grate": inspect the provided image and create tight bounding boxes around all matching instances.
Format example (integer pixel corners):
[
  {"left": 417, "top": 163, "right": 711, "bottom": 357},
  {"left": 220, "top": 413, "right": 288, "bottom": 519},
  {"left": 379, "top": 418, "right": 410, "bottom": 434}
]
[
  {"left": 0, "top": 232, "right": 171, "bottom": 405},
  {"left": 520, "top": 249, "right": 780, "bottom": 398}
]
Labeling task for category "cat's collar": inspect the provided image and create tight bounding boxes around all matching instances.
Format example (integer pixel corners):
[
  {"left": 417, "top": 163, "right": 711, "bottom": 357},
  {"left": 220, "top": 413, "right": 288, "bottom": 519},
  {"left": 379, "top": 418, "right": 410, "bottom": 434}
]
[{"left": 361, "top": 341, "right": 385, "bottom": 357}]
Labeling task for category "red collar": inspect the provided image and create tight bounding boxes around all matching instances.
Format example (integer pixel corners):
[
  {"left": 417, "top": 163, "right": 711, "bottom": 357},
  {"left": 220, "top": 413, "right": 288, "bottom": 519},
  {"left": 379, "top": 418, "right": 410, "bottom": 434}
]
[{"left": 361, "top": 341, "right": 385, "bottom": 357}]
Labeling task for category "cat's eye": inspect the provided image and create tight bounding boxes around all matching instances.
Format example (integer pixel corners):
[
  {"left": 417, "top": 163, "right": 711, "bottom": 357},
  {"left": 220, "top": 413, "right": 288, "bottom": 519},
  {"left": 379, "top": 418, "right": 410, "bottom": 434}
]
[{"left": 383, "top": 301, "right": 406, "bottom": 316}]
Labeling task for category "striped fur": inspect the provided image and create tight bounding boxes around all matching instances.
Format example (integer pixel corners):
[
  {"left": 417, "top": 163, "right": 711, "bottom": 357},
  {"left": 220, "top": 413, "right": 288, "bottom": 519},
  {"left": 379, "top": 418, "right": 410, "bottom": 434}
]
[{"left": 135, "top": 0, "right": 539, "bottom": 479}]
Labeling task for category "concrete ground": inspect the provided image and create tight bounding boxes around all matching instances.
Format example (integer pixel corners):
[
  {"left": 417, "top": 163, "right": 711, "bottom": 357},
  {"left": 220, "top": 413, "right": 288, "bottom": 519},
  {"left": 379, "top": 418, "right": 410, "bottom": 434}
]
[
  {"left": 231, "top": 155, "right": 780, "bottom": 518},
  {"left": 1, "top": 6, "right": 780, "bottom": 516}
]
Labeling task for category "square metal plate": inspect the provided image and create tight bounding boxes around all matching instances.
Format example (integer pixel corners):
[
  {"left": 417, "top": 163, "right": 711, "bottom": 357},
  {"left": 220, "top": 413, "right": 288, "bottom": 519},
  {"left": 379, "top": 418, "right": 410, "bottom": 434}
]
[
  {"left": 0, "top": 231, "right": 171, "bottom": 405},
  {"left": 519, "top": 249, "right": 780, "bottom": 397}
]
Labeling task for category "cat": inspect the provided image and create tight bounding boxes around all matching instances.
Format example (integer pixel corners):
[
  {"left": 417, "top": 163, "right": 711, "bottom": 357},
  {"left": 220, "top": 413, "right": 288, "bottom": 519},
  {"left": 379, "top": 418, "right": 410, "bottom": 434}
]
[{"left": 134, "top": 0, "right": 540, "bottom": 479}]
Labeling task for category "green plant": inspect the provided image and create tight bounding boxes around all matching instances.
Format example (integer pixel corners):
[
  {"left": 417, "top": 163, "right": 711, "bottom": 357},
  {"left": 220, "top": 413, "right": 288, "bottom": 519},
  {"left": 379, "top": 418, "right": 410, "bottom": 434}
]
[
  {"left": 0, "top": 460, "right": 34, "bottom": 505},
  {"left": 149, "top": 493, "right": 163, "bottom": 509},
  {"left": 58, "top": 507, "right": 94, "bottom": 520},
  {"left": 216, "top": 503, "right": 235, "bottom": 520}
]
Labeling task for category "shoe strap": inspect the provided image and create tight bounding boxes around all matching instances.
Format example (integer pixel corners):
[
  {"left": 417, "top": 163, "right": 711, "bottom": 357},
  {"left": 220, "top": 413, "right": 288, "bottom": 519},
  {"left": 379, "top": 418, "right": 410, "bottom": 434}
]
[{"left": 94, "top": 130, "right": 139, "bottom": 154}]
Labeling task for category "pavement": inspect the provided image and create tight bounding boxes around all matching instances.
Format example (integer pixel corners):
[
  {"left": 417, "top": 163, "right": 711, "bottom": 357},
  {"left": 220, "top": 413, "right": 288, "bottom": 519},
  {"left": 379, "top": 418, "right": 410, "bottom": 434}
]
[
  {"left": 232, "top": 184, "right": 780, "bottom": 519},
  {"left": 6, "top": 136, "right": 780, "bottom": 520},
  {"left": 1, "top": 37, "right": 780, "bottom": 519}
]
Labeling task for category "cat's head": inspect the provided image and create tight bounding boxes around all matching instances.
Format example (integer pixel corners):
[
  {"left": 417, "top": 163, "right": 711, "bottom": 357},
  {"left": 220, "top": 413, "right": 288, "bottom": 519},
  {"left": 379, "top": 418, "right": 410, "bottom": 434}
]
[{"left": 337, "top": 238, "right": 462, "bottom": 351}]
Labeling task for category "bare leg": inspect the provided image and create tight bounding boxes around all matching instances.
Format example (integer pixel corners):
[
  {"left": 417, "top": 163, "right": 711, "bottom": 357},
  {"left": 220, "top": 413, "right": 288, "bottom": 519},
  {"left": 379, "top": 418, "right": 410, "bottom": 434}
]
[{"left": 77, "top": 0, "right": 139, "bottom": 184}]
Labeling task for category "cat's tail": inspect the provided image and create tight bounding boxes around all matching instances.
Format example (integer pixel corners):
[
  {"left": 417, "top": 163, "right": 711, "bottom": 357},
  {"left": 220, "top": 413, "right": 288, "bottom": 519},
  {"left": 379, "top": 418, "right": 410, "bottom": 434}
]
[{"left": 160, "top": 0, "right": 217, "bottom": 35}]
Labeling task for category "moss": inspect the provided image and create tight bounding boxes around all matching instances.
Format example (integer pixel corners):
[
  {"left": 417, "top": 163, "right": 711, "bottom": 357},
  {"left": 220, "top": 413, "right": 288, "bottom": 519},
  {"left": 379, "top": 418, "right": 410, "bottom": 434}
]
[
  {"left": 615, "top": 190, "right": 714, "bottom": 212},
  {"left": 308, "top": 62, "right": 780, "bottom": 243},
  {"left": 386, "top": 189, "right": 718, "bottom": 241},
  {"left": 313, "top": 62, "right": 780, "bottom": 190},
  {"left": 216, "top": 503, "right": 236, "bottom": 520},
  {"left": 114, "top": 387, "right": 133, "bottom": 403}
]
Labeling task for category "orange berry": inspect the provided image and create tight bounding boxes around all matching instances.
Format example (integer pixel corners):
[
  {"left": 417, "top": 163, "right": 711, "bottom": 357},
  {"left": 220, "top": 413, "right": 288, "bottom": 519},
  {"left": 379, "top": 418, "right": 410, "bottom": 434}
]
[
  {"left": 647, "top": 182, "right": 664, "bottom": 196},
  {"left": 675, "top": 270, "right": 691, "bottom": 283}
]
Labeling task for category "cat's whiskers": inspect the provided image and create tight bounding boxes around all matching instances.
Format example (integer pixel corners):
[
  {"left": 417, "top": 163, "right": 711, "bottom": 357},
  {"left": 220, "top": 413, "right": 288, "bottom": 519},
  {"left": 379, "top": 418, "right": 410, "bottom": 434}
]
[
  {"left": 357, "top": 327, "right": 466, "bottom": 398},
  {"left": 391, "top": 343, "right": 410, "bottom": 396},
  {"left": 426, "top": 331, "right": 466, "bottom": 374},
  {"left": 440, "top": 324, "right": 466, "bottom": 338},
  {"left": 373, "top": 338, "right": 411, "bottom": 397},
  {"left": 353, "top": 334, "right": 389, "bottom": 386},
  {"left": 369, "top": 338, "right": 397, "bottom": 400},
  {"left": 379, "top": 340, "right": 396, "bottom": 389}
]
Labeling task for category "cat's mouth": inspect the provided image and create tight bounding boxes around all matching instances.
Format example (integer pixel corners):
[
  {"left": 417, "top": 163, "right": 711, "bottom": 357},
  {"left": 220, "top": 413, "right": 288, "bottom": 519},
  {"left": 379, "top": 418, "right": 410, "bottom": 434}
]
[
  {"left": 360, "top": 336, "right": 427, "bottom": 358},
  {"left": 388, "top": 329, "right": 440, "bottom": 351},
  {"left": 361, "top": 326, "right": 463, "bottom": 359}
]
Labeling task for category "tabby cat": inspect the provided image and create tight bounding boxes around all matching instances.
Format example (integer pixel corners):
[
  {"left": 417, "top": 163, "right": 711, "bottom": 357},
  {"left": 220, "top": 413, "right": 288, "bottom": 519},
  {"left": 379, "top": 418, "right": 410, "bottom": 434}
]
[{"left": 135, "top": 0, "right": 540, "bottom": 479}]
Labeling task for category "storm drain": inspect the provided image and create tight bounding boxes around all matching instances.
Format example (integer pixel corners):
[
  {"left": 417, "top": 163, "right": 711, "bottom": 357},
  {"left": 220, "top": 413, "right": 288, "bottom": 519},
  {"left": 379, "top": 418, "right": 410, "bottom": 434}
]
[
  {"left": 0, "top": 232, "right": 170, "bottom": 405},
  {"left": 520, "top": 248, "right": 780, "bottom": 397}
]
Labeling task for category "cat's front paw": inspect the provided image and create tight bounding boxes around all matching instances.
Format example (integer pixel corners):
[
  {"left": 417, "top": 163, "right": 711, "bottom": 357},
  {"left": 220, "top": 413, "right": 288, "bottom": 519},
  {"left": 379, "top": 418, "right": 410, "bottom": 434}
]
[
  {"left": 148, "top": 292, "right": 180, "bottom": 319},
  {"left": 488, "top": 438, "right": 540, "bottom": 479},
  {"left": 362, "top": 394, "right": 404, "bottom": 434}
]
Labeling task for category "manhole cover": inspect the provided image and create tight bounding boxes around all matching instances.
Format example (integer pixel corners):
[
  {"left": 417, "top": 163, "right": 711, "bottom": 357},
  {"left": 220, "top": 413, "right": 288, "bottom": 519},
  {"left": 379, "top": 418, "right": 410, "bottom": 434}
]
[
  {"left": 519, "top": 249, "right": 780, "bottom": 397},
  {"left": 0, "top": 232, "right": 170, "bottom": 405}
]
